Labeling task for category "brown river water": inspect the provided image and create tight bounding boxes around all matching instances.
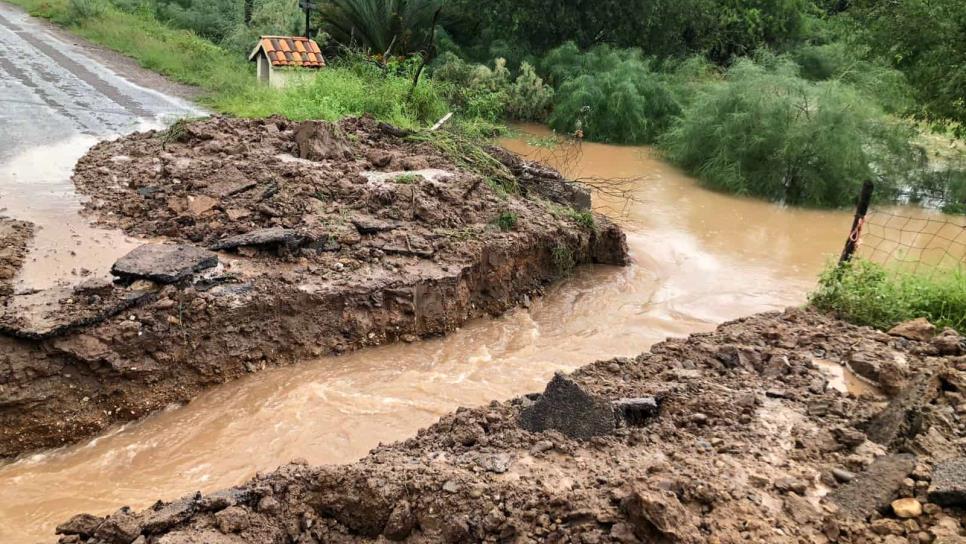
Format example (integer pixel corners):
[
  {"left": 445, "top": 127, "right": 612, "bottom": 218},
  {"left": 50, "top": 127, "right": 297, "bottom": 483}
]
[{"left": 0, "top": 126, "right": 897, "bottom": 542}]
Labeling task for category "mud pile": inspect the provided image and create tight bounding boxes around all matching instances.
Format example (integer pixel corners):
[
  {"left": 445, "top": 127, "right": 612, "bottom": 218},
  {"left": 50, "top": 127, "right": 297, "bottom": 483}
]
[
  {"left": 0, "top": 116, "right": 628, "bottom": 458},
  {"left": 0, "top": 218, "right": 32, "bottom": 297},
  {"left": 53, "top": 309, "right": 966, "bottom": 544}
]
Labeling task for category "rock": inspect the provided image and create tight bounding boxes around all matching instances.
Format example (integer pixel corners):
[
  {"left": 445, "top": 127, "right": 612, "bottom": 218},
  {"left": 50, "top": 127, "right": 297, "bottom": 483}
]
[
  {"left": 829, "top": 454, "right": 916, "bottom": 520},
  {"left": 928, "top": 457, "right": 966, "bottom": 507},
  {"left": 295, "top": 121, "right": 352, "bottom": 161},
  {"left": 832, "top": 468, "right": 857, "bottom": 483},
  {"left": 214, "top": 506, "right": 250, "bottom": 534},
  {"left": 56, "top": 513, "right": 105, "bottom": 537},
  {"left": 933, "top": 329, "right": 964, "bottom": 356},
  {"left": 442, "top": 480, "right": 460, "bottom": 493},
  {"left": 621, "top": 489, "right": 702, "bottom": 544},
  {"left": 889, "top": 318, "right": 936, "bottom": 342},
  {"left": 892, "top": 498, "right": 923, "bottom": 518},
  {"left": 530, "top": 440, "right": 554, "bottom": 455},
  {"left": 140, "top": 498, "right": 194, "bottom": 533},
  {"left": 613, "top": 397, "right": 659, "bottom": 426},
  {"left": 209, "top": 227, "right": 305, "bottom": 251},
  {"left": 383, "top": 501, "right": 415, "bottom": 541},
  {"left": 519, "top": 372, "right": 616, "bottom": 440},
  {"left": 785, "top": 494, "right": 820, "bottom": 524},
  {"left": 716, "top": 345, "right": 761, "bottom": 369},
  {"left": 351, "top": 215, "right": 402, "bottom": 234},
  {"left": 186, "top": 195, "right": 217, "bottom": 216},
  {"left": 112, "top": 244, "right": 218, "bottom": 284},
  {"left": 849, "top": 351, "right": 882, "bottom": 382},
  {"left": 93, "top": 510, "right": 142, "bottom": 544}
]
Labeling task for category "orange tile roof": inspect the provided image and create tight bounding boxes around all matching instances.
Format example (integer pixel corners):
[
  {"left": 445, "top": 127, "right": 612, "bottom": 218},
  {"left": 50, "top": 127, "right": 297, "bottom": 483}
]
[{"left": 248, "top": 36, "right": 326, "bottom": 68}]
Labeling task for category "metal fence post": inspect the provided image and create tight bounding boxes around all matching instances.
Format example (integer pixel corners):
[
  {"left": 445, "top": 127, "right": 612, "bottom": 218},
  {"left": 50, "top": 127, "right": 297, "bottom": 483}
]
[{"left": 839, "top": 180, "right": 875, "bottom": 265}]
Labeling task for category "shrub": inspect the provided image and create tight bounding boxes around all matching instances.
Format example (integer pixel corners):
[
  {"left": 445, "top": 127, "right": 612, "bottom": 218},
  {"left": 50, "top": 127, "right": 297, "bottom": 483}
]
[
  {"left": 506, "top": 62, "right": 553, "bottom": 121},
  {"left": 432, "top": 54, "right": 552, "bottom": 122},
  {"left": 544, "top": 45, "right": 681, "bottom": 144},
  {"left": 660, "top": 57, "right": 918, "bottom": 207},
  {"left": 69, "top": 0, "right": 108, "bottom": 20},
  {"left": 811, "top": 260, "right": 966, "bottom": 334},
  {"left": 496, "top": 210, "right": 518, "bottom": 231}
]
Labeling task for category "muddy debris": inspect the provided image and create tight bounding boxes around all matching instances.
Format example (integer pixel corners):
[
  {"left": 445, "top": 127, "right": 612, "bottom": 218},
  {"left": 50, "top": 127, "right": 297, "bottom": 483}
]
[
  {"left": 0, "top": 115, "right": 629, "bottom": 458},
  {"left": 0, "top": 217, "right": 33, "bottom": 297},
  {"left": 54, "top": 310, "right": 966, "bottom": 544}
]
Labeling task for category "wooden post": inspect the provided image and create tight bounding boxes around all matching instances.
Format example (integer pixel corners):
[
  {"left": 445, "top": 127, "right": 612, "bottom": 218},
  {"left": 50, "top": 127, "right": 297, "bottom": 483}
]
[{"left": 839, "top": 180, "right": 874, "bottom": 265}]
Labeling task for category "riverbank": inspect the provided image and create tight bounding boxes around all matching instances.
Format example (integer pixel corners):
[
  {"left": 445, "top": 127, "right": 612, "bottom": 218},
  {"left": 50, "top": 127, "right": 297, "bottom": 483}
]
[
  {"left": 0, "top": 116, "right": 627, "bottom": 458},
  {"left": 53, "top": 308, "right": 966, "bottom": 543}
]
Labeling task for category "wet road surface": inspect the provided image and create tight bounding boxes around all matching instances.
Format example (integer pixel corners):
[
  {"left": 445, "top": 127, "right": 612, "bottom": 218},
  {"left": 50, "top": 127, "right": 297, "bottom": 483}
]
[{"left": 0, "top": 1, "right": 200, "bottom": 290}]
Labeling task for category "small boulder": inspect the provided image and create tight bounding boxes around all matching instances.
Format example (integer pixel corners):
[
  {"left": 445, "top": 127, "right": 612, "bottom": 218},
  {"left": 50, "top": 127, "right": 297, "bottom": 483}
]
[
  {"left": 932, "top": 329, "right": 964, "bottom": 356},
  {"left": 889, "top": 318, "right": 936, "bottom": 342},
  {"left": 112, "top": 244, "right": 218, "bottom": 284},
  {"left": 621, "top": 489, "right": 702, "bottom": 544},
  {"left": 56, "top": 513, "right": 104, "bottom": 538},
  {"left": 891, "top": 498, "right": 923, "bottom": 518},
  {"left": 295, "top": 121, "right": 352, "bottom": 161}
]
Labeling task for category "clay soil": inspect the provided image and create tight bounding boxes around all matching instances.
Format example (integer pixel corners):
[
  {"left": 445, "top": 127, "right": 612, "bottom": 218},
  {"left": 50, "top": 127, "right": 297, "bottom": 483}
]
[
  {"left": 0, "top": 116, "right": 628, "bottom": 458},
  {"left": 52, "top": 309, "right": 966, "bottom": 544},
  {"left": 0, "top": 217, "right": 33, "bottom": 297}
]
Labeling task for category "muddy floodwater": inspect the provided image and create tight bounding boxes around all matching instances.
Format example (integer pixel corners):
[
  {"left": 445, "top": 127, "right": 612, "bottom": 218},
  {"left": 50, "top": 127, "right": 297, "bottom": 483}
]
[{"left": 0, "top": 127, "right": 866, "bottom": 542}]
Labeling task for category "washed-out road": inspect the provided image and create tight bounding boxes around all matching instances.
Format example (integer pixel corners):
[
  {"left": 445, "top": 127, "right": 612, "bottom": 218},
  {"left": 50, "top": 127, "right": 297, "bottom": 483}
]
[{"left": 0, "top": 1, "right": 201, "bottom": 290}]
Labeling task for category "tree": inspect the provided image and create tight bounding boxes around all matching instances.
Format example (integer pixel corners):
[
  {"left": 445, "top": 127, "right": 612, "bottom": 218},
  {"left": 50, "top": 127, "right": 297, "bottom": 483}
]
[{"left": 319, "top": 0, "right": 443, "bottom": 56}]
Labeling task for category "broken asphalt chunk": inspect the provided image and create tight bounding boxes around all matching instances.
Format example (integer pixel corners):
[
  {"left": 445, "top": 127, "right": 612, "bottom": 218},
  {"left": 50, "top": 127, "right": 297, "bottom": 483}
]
[
  {"left": 613, "top": 397, "right": 659, "bottom": 426},
  {"left": 519, "top": 372, "right": 616, "bottom": 440},
  {"left": 112, "top": 244, "right": 218, "bottom": 284},
  {"left": 828, "top": 454, "right": 916, "bottom": 520},
  {"left": 928, "top": 457, "right": 966, "bottom": 507},
  {"left": 209, "top": 227, "right": 305, "bottom": 252}
]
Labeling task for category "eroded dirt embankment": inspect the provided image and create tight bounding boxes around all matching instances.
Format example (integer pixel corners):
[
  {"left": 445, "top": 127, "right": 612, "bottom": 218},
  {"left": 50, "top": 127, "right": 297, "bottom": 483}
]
[
  {"left": 0, "top": 116, "right": 627, "bottom": 459},
  {"left": 0, "top": 218, "right": 33, "bottom": 298},
  {"left": 52, "top": 309, "right": 966, "bottom": 544}
]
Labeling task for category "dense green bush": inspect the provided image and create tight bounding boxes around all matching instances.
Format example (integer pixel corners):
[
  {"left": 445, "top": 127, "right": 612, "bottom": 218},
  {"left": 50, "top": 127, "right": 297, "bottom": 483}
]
[
  {"left": 431, "top": 53, "right": 553, "bottom": 122},
  {"left": 542, "top": 43, "right": 681, "bottom": 144},
  {"left": 319, "top": 0, "right": 442, "bottom": 55},
  {"left": 811, "top": 260, "right": 966, "bottom": 333},
  {"left": 661, "top": 57, "right": 917, "bottom": 207}
]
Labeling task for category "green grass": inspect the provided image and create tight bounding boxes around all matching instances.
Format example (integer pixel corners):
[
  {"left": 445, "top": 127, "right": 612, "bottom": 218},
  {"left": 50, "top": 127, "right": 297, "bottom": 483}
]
[
  {"left": 496, "top": 210, "right": 518, "bottom": 231},
  {"left": 5, "top": 0, "right": 458, "bottom": 130},
  {"left": 810, "top": 260, "right": 966, "bottom": 334}
]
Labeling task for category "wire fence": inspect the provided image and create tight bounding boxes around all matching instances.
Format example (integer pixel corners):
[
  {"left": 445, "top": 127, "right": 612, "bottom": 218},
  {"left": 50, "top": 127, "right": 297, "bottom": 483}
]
[{"left": 847, "top": 184, "right": 966, "bottom": 277}]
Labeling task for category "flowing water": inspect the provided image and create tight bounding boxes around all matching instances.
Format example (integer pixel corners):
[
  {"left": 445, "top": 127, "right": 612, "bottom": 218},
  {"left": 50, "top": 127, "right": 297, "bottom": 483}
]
[{"left": 0, "top": 127, "right": 897, "bottom": 542}]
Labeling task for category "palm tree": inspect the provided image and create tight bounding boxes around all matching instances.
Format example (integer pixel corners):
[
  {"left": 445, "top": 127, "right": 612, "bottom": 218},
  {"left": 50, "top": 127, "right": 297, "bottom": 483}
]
[{"left": 319, "top": 0, "right": 442, "bottom": 56}]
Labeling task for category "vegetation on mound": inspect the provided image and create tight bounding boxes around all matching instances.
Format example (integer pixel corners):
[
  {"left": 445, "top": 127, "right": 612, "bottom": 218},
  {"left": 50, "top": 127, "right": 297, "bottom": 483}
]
[{"left": 811, "top": 260, "right": 966, "bottom": 334}]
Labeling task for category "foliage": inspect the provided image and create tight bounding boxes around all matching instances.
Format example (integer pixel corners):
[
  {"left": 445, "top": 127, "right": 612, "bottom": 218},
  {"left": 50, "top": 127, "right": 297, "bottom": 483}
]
[
  {"left": 69, "top": 0, "right": 108, "bottom": 20},
  {"left": 214, "top": 57, "right": 449, "bottom": 127},
  {"left": 552, "top": 244, "right": 576, "bottom": 274},
  {"left": 407, "top": 129, "right": 518, "bottom": 193},
  {"left": 660, "top": 57, "right": 919, "bottom": 207},
  {"left": 445, "top": 0, "right": 814, "bottom": 63},
  {"left": 543, "top": 44, "right": 681, "bottom": 144},
  {"left": 850, "top": 0, "right": 966, "bottom": 138},
  {"left": 811, "top": 260, "right": 966, "bottom": 333},
  {"left": 319, "top": 0, "right": 442, "bottom": 55},
  {"left": 496, "top": 211, "right": 518, "bottom": 231},
  {"left": 431, "top": 53, "right": 554, "bottom": 122}
]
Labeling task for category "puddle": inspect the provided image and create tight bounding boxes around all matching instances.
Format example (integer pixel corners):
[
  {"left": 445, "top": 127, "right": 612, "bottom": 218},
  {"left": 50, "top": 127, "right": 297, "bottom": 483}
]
[{"left": 814, "top": 359, "right": 882, "bottom": 397}]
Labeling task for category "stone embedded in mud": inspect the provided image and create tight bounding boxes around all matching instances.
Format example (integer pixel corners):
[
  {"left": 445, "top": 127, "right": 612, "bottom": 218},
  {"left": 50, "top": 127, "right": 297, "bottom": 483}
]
[
  {"left": 56, "top": 513, "right": 104, "bottom": 538},
  {"left": 621, "top": 489, "right": 702, "bottom": 544},
  {"left": 928, "top": 457, "right": 966, "bottom": 507},
  {"left": 828, "top": 454, "right": 916, "bottom": 520},
  {"left": 351, "top": 215, "right": 402, "bottom": 235},
  {"left": 93, "top": 509, "right": 142, "bottom": 544},
  {"left": 888, "top": 318, "right": 937, "bottom": 342},
  {"left": 613, "top": 397, "right": 660, "bottom": 426},
  {"left": 519, "top": 372, "right": 616, "bottom": 440},
  {"left": 933, "top": 329, "right": 964, "bottom": 356},
  {"left": 295, "top": 120, "right": 353, "bottom": 161},
  {"left": 112, "top": 244, "right": 218, "bottom": 284},
  {"left": 891, "top": 497, "right": 923, "bottom": 518},
  {"left": 209, "top": 227, "right": 305, "bottom": 252}
]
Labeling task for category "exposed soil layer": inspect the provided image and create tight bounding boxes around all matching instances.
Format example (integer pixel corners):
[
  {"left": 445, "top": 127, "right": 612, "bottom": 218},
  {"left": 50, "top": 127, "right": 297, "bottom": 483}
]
[
  {"left": 0, "top": 116, "right": 628, "bottom": 459},
  {"left": 53, "top": 309, "right": 966, "bottom": 544},
  {"left": 0, "top": 218, "right": 33, "bottom": 297}
]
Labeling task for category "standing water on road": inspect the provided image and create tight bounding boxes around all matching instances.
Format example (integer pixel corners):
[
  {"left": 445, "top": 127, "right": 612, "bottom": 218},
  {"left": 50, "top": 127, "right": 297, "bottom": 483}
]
[{"left": 0, "top": 123, "right": 862, "bottom": 542}]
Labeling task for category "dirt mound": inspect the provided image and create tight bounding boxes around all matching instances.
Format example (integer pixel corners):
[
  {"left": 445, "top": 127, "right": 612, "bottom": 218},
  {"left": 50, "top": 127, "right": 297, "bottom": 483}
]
[
  {"left": 54, "top": 309, "right": 966, "bottom": 544},
  {"left": 0, "top": 116, "right": 628, "bottom": 458},
  {"left": 0, "top": 218, "right": 32, "bottom": 297}
]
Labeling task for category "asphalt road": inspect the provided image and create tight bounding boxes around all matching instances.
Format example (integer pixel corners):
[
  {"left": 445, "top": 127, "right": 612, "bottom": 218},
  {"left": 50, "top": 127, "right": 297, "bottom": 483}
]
[{"left": 0, "top": 2, "right": 201, "bottom": 290}]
